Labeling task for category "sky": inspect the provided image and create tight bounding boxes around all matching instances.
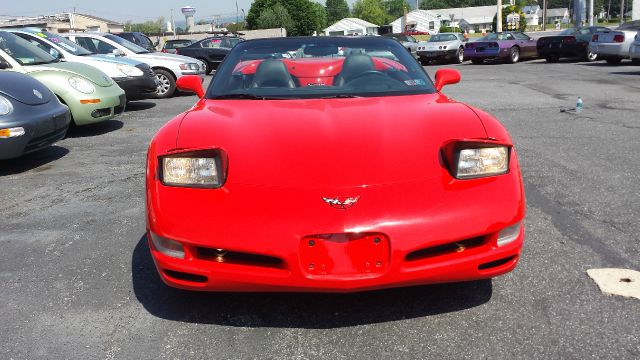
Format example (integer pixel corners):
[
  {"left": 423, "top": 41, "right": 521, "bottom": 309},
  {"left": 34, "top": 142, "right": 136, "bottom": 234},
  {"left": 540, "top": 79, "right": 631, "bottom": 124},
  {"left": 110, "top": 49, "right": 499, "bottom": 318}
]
[{"left": 1, "top": 0, "right": 358, "bottom": 23}]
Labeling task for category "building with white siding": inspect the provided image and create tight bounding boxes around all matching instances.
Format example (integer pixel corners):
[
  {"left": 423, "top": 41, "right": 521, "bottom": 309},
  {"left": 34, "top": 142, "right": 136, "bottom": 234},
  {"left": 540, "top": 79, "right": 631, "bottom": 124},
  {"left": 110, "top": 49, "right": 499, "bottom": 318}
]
[{"left": 324, "top": 18, "right": 379, "bottom": 36}]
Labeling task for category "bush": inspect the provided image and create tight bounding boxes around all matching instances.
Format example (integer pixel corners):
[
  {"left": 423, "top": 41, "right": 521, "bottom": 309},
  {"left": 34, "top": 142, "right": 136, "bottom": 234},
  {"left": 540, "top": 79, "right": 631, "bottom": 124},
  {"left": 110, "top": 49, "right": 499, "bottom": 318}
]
[{"left": 439, "top": 26, "right": 460, "bottom": 33}]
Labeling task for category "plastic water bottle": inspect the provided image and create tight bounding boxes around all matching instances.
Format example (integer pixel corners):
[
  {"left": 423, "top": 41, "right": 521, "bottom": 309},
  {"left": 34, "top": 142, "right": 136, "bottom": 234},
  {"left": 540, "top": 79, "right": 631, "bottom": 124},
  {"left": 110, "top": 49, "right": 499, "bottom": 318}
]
[{"left": 576, "top": 97, "right": 583, "bottom": 113}]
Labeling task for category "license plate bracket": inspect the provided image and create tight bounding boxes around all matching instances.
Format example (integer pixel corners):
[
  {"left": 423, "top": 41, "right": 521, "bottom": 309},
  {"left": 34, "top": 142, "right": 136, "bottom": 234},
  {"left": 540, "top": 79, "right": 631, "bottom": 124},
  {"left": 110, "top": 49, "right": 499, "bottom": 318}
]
[{"left": 300, "top": 233, "right": 389, "bottom": 277}]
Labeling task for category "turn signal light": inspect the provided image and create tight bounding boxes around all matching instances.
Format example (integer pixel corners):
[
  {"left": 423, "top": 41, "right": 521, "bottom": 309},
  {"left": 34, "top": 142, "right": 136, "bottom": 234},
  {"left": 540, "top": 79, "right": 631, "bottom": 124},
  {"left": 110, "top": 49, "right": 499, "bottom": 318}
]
[
  {"left": 0, "top": 127, "right": 25, "bottom": 138},
  {"left": 592, "top": 35, "right": 598, "bottom": 42},
  {"left": 613, "top": 34, "right": 624, "bottom": 42},
  {"left": 80, "top": 99, "right": 101, "bottom": 104}
]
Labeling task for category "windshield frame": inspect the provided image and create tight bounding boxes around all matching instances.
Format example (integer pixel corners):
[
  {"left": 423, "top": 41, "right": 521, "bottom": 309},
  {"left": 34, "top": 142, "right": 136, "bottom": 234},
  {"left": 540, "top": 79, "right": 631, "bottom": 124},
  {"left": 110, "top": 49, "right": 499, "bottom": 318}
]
[
  {"left": 104, "top": 34, "right": 149, "bottom": 54},
  {"left": 28, "top": 30, "right": 95, "bottom": 56},
  {"left": 206, "top": 36, "right": 436, "bottom": 100},
  {"left": 0, "top": 31, "right": 58, "bottom": 66}
]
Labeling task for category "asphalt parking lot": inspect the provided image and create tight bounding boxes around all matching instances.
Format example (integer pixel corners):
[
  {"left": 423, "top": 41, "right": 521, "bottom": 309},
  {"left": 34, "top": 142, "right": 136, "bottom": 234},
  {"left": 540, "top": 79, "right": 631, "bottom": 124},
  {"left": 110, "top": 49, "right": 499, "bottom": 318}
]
[{"left": 1, "top": 59, "right": 639, "bottom": 359}]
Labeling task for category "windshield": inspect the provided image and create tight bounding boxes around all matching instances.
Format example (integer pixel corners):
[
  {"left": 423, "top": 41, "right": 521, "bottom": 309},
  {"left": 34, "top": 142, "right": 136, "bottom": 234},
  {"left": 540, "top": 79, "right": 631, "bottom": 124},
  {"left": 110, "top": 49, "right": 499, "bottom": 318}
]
[
  {"left": 165, "top": 40, "right": 192, "bottom": 49},
  {"left": 34, "top": 31, "right": 94, "bottom": 55},
  {"left": 207, "top": 37, "right": 435, "bottom": 100},
  {"left": 429, "top": 34, "right": 458, "bottom": 42},
  {"left": 0, "top": 31, "right": 57, "bottom": 65},
  {"left": 104, "top": 34, "right": 149, "bottom": 53},
  {"left": 559, "top": 28, "right": 578, "bottom": 35}
]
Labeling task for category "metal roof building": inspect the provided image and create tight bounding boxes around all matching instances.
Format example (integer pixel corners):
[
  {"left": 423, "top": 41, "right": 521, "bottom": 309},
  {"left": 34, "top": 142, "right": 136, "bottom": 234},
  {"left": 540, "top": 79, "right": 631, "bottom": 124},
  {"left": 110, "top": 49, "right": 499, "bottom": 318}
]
[
  {"left": 324, "top": 18, "right": 379, "bottom": 36},
  {"left": 390, "top": 10, "right": 441, "bottom": 34}
]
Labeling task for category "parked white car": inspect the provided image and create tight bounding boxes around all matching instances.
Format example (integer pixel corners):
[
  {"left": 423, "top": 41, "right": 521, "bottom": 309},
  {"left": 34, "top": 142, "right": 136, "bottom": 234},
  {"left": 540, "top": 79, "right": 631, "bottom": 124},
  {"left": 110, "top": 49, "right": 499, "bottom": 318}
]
[
  {"left": 589, "top": 20, "right": 640, "bottom": 64},
  {"left": 64, "top": 33, "right": 205, "bottom": 98},
  {"left": 8, "top": 28, "right": 158, "bottom": 101},
  {"left": 629, "top": 30, "right": 640, "bottom": 61}
]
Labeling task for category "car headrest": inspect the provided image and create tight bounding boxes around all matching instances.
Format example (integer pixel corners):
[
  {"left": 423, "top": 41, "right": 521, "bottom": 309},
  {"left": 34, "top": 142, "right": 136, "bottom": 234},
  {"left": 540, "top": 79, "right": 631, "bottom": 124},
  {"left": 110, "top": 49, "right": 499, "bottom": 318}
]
[
  {"left": 334, "top": 54, "right": 375, "bottom": 87},
  {"left": 251, "top": 59, "right": 296, "bottom": 89}
]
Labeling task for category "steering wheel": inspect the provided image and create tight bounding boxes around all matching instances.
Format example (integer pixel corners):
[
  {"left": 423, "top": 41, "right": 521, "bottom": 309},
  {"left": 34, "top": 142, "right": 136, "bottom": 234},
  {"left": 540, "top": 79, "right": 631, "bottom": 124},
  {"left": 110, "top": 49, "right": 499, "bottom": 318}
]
[{"left": 345, "top": 70, "right": 404, "bottom": 87}]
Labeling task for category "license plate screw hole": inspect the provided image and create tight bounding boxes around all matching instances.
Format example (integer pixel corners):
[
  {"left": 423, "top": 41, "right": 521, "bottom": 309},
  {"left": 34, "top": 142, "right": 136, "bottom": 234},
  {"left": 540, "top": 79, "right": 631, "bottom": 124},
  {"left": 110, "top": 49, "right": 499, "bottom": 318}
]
[
  {"left": 308, "top": 263, "right": 314, "bottom": 270},
  {"left": 374, "top": 237, "right": 381, "bottom": 244},
  {"left": 376, "top": 261, "right": 382, "bottom": 267},
  {"left": 308, "top": 240, "right": 315, "bottom": 247}
]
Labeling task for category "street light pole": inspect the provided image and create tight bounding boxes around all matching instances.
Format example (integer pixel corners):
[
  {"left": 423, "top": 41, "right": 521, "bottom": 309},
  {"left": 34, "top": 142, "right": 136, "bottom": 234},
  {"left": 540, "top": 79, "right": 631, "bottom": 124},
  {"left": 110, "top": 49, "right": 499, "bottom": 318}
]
[
  {"left": 589, "top": 0, "right": 594, "bottom": 25},
  {"left": 497, "top": 0, "right": 503, "bottom": 32}
]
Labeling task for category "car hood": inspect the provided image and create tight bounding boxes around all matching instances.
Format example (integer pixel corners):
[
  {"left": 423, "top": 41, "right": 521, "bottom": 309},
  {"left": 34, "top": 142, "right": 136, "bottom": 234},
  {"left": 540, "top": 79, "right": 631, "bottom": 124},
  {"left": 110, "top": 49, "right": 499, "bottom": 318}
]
[
  {"left": 140, "top": 52, "right": 199, "bottom": 63},
  {"left": 422, "top": 40, "right": 458, "bottom": 49},
  {"left": 0, "top": 72, "right": 52, "bottom": 105},
  {"left": 23, "top": 61, "right": 113, "bottom": 87},
  {"left": 87, "top": 54, "right": 143, "bottom": 66},
  {"left": 176, "top": 94, "right": 488, "bottom": 188}
]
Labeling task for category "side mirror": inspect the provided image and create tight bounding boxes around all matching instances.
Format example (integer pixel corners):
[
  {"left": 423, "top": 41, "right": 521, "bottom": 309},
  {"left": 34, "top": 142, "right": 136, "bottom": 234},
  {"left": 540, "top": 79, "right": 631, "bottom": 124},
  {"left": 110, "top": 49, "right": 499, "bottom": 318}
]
[
  {"left": 434, "top": 68, "right": 461, "bottom": 92},
  {"left": 176, "top": 75, "right": 205, "bottom": 98},
  {"left": 112, "top": 49, "right": 125, "bottom": 56}
]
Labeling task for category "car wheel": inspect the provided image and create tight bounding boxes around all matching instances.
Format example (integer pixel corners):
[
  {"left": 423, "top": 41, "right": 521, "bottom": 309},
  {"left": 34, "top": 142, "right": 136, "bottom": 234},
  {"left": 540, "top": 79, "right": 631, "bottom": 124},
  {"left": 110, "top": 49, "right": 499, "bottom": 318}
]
[
  {"left": 508, "top": 47, "right": 520, "bottom": 64},
  {"left": 199, "top": 59, "right": 212, "bottom": 74},
  {"left": 455, "top": 47, "right": 464, "bottom": 64},
  {"left": 154, "top": 69, "right": 176, "bottom": 99},
  {"left": 605, "top": 57, "right": 622, "bottom": 64},
  {"left": 471, "top": 59, "right": 483, "bottom": 65},
  {"left": 545, "top": 56, "right": 559, "bottom": 62},
  {"left": 586, "top": 50, "right": 597, "bottom": 62}
]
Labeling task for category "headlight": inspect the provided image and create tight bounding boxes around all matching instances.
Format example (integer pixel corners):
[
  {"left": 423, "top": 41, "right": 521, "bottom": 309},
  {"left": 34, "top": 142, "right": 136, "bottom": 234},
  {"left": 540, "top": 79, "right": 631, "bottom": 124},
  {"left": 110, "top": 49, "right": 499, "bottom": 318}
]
[
  {"left": 161, "top": 152, "right": 224, "bottom": 187},
  {"left": 68, "top": 76, "right": 95, "bottom": 94},
  {"left": 0, "top": 95, "right": 13, "bottom": 116},
  {"left": 179, "top": 63, "right": 200, "bottom": 71},
  {"left": 456, "top": 146, "right": 509, "bottom": 179},
  {"left": 116, "top": 64, "right": 143, "bottom": 77}
]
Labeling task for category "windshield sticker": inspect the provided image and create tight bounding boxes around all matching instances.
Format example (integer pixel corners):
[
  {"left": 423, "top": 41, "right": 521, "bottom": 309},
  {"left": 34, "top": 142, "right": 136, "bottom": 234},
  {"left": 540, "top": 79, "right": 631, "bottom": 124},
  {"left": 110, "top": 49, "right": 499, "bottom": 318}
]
[
  {"left": 35, "top": 32, "right": 47, "bottom": 38},
  {"left": 405, "top": 79, "right": 426, "bottom": 86}
]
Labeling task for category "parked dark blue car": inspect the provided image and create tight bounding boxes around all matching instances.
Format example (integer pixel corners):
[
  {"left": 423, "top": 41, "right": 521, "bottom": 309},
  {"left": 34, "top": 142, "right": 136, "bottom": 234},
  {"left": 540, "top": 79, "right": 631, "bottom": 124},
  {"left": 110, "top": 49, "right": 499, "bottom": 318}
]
[{"left": 0, "top": 71, "right": 71, "bottom": 160}]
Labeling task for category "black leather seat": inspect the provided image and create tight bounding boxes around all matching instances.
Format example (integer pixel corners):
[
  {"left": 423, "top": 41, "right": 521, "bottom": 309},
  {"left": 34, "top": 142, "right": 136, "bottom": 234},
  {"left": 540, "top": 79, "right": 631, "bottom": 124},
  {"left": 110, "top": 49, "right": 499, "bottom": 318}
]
[
  {"left": 251, "top": 59, "right": 296, "bottom": 88},
  {"left": 333, "top": 54, "right": 375, "bottom": 87}
]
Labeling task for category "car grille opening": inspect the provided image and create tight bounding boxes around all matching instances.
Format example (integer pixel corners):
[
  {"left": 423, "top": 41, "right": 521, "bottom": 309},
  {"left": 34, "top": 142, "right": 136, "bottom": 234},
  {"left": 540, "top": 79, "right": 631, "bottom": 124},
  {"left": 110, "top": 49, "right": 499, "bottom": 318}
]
[
  {"left": 195, "top": 247, "right": 285, "bottom": 269},
  {"left": 91, "top": 108, "right": 111, "bottom": 118},
  {"left": 163, "top": 270, "right": 208, "bottom": 283},
  {"left": 478, "top": 255, "right": 517, "bottom": 271},
  {"left": 405, "top": 236, "right": 486, "bottom": 262}
]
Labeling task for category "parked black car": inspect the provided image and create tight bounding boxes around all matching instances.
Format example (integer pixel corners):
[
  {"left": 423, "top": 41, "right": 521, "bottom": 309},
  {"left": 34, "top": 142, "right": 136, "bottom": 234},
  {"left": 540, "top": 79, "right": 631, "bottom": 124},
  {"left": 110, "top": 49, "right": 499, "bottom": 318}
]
[
  {"left": 0, "top": 72, "right": 70, "bottom": 160},
  {"left": 537, "top": 26, "right": 609, "bottom": 62},
  {"left": 114, "top": 32, "right": 157, "bottom": 52},
  {"left": 175, "top": 37, "right": 243, "bottom": 74},
  {"left": 162, "top": 39, "right": 194, "bottom": 54}
]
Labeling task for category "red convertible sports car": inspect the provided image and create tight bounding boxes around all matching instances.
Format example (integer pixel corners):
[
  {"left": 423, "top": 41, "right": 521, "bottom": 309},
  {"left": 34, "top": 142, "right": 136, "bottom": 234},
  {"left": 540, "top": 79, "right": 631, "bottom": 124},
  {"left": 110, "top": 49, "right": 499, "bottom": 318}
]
[{"left": 146, "top": 36, "right": 525, "bottom": 292}]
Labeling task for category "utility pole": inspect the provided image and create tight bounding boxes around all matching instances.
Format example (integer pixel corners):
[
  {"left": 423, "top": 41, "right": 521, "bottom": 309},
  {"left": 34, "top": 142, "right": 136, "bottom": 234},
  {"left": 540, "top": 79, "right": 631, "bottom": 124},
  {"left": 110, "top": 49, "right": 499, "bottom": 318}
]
[
  {"left": 497, "top": 0, "right": 503, "bottom": 32},
  {"left": 170, "top": 9, "right": 176, "bottom": 39},
  {"left": 236, "top": 0, "right": 239, "bottom": 24},
  {"left": 589, "top": 0, "right": 594, "bottom": 25},
  {"left": 620, "top": 0, "right": 624, "bottom": 24},
  {"left": 542, "top": 0, "right": 547, "bottom": 30}
]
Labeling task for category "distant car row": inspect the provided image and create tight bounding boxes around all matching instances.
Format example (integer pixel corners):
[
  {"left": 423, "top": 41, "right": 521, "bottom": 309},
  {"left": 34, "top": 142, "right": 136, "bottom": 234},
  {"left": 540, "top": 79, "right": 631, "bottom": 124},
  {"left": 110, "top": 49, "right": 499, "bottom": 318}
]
[
  {"left": 0, "top": 29, "right": 243, "bottom": 160},
  {"left": 414, "top": 21, "right": 640, "bottom": 65}
]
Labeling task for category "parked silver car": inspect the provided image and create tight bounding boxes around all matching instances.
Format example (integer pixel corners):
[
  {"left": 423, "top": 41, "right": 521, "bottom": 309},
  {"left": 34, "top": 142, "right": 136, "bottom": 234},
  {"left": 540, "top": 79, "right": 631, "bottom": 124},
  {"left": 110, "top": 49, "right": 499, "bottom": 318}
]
[
  {"left": 589, "top": 20, "right": 640, "bottom": 64},
  {"left": 382, "top": 33, "right": 419, "bottom": 58},
  {"left": 416, "top": 33, "right": 467, "bottom": 65}
]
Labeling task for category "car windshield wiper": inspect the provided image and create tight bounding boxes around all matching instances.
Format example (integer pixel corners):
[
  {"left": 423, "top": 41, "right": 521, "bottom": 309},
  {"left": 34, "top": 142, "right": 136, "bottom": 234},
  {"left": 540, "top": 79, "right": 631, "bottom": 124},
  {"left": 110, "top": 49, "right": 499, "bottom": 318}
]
[
  {"left": 211, "top": 93, "right": 289, "bottom": 100},
  {"left": 320, "top": 94, "right": 362, "bottom": 99}
]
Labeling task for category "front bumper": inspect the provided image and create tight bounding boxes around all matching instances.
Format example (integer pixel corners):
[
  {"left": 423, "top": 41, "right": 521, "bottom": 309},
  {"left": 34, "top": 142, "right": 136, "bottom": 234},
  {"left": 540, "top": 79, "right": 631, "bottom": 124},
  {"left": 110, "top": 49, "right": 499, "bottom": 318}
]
[
  {"left": 464, "top": 47, "right": 508, "bottom": 60},
  {"left": 0, "top": 105, "right": 70, "bottom": 160},
  {"left": 147, "top": 157, "right": 526, "bottom": 292},
  {"left": 417, "top": 49, "right": 458, "bottom": 61},
  {"left": 114, "top": 69, "right": 158, "bottom": 101},
  {"left": 64, "top": 84, "right": 126, "bottom": 126}
]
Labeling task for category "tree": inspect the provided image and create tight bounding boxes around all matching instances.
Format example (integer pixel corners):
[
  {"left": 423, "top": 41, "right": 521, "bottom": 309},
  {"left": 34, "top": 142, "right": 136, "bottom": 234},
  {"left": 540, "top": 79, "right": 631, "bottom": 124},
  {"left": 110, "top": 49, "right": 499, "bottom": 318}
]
[
  {"left": 124, "top": 17, "right": 165, "bottom": 34},
  {"left": 256, "top": 3, "right": 295, "bottom": 30},
  {"left": 352, "top": 0, "right": 390, "bottom": 25},
  {"left": 326, "top": 0, "right": 350, "bottom": 24},
  {"left": 246, "top": 0, "right": 323, "bottom": 35},
  {"left": 385, "top": 0, "right": 411, "bottom": 19},
  {"left": 310, "top": 1, "right": 329, "bottom": 33}
]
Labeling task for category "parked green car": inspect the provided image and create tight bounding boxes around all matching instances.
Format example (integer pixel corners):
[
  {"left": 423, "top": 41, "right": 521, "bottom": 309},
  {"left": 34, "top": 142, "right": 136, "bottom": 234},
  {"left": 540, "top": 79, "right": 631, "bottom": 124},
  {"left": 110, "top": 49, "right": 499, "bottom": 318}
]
[{"left": 0, "top": 31, "right": 125, "bottom": 126}]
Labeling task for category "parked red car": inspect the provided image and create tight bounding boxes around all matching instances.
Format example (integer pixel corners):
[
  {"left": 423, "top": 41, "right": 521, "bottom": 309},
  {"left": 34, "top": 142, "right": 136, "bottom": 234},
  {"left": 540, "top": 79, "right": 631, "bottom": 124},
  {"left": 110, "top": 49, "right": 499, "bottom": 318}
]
[{"left": 146, "top": 37, "right": 525, "bottom": 292}]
